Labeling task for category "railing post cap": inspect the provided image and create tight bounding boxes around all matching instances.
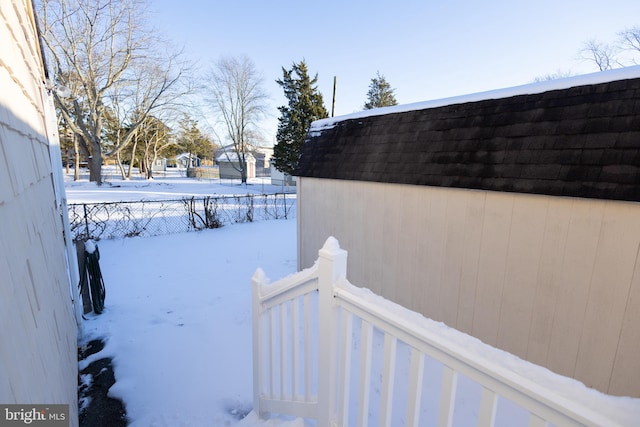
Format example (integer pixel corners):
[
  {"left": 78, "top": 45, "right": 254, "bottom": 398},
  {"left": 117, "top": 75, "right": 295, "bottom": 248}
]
[
  {"left": 320, "top": 236, "right": 342, "bottom": 254},
  {"left": 252, "top": 267, "right": 268, "bottom": 284}
]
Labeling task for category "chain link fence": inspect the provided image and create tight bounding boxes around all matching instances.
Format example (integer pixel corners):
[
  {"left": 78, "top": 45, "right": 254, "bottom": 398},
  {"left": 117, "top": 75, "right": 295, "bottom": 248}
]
[{"left": 68, "top": 193, "right": 296, "bottom": 241}]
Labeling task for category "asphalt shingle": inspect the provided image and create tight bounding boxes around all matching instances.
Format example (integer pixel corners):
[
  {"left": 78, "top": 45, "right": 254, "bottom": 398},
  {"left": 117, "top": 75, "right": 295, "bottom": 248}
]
[{"left": 294, "top": 76, "right": 640, "bottom": 202}]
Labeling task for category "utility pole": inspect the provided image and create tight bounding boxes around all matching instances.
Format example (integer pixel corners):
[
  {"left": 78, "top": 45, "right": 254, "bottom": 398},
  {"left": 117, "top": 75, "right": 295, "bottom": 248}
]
[{"left": 331, "top": 76, "right": 337, "bottom": 117}]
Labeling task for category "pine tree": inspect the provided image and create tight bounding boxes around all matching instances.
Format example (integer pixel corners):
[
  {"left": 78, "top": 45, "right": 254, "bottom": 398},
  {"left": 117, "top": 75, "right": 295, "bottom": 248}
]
[
  {"left": 364, "top": 71, "right": 398, "bottom": 110},
  {"left": 272, "top": 61, "right": 328, "bottom": 175},
  {"left": 176, "top": 117, "right": 214, "bottom": 167}
]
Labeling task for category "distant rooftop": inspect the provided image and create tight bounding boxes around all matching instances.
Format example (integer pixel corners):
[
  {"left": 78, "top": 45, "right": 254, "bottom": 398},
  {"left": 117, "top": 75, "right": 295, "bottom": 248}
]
[{"left": 295, "top": 66, "right": 640, "bottom": 202}]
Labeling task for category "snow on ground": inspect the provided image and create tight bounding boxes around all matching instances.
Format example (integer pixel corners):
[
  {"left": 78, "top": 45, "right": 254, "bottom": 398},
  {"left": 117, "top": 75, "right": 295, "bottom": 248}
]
[
  {"left": 79, "top": 218, "right": 299, "bottom": 426},
  {"left": 64, "top": 167, "right": 294, "bottom": 203},
  {"left": 70, "top": 174, "right": 640, "bottom": 426}
]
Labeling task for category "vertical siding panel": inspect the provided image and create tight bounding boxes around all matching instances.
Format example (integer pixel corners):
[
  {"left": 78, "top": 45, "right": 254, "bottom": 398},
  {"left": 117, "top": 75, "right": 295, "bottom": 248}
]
[
  {"left": 526, "top": 197, "right": 572, "bottom": 366},
  {"left": 456, "top": 190, "right": 486, "bottom": 335},
  {"left": 472, "top": 191, "right": 514, "bottom": 346},
  {"left": 546, "top": 199, "right": 602, "bottom": 378},
  {"left": 345, "top": 180, "right": 361, "bottom": 284},
  {"left": 346, "top": 180, "right": 367, "bottom": 288},
  {"left": 303, "top": 178, "right": 316, "bottom": 269},
  {"left": 329, "top": 179, "right": 345, "bottom": 241},
  {"left": 440, "top": 189, "right": 467, "bottom": 328},
  {"left": 574, "top": 201, "right": 640, "bottom": 392},
  {"left": 496, "top": 195, "right": 547, "bottom": 358},
  {"left": 414, "top": 187, "right": 432, "bottom": 316},
  {"left": 396, "top": 185, "right": 421, "bottom": 311},
  {"left": 361, "top": 182, "right": 384, "bottom": 296},
  {"left": 338, "top": 180, "right": 355, "bottom": 267},
  {"left": 297, "top": 178, "right": 311, "bottom": 270},
  {"left": 321, "top": 180, "right": 334, "bottom": 255},
  {"left": 381, "top": 183, "right": 404, "bottom": 303},
  {"left": 609, "top": 241, "right": 640, "bottom": 396},
  {"left": 296, "top": 179, "right": 304, "bottom": 270},
  {"left": 423, "top": 187, "right": 448, "bottom": 322}
]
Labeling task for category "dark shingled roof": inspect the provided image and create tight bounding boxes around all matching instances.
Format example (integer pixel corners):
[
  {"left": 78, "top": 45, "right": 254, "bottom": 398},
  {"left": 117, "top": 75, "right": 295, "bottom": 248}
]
[{"left": 294, "top": 73, "right": 640, "bottom": 202}]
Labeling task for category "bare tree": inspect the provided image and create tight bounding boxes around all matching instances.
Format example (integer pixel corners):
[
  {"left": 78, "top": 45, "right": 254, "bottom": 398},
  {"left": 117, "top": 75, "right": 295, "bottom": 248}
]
[
  {"left": 108, "top": 59, "right": 191, "bottom": 180},
  {"left": 580, "top": 39, "right": 617, "bottom": 71},
  {"left": 206, "top": 55, "right": 268, "bottom": 183},
  {"left": 618, "top": 25, "right": 640, "bottom": 65},
  {"left": 39, "top": 0, "right": 189, "bottom": 184},
  {"left": 123, "top": 116, "right": 172, "bottom": 180},
  {"left": 533, "top": 69, "right": 574, "bottom": 82},
  {"left": 579, "top": 26, "right": 640, "bottom": 71}
]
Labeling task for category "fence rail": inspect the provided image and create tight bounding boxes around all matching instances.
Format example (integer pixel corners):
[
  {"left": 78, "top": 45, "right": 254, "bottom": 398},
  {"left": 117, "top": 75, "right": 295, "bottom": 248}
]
[
  {"left": 68, "top": 193, "right": 296, "bottom": 241},
  {"left": 252, "top": 237, "right": 625, "bottom": 427}
]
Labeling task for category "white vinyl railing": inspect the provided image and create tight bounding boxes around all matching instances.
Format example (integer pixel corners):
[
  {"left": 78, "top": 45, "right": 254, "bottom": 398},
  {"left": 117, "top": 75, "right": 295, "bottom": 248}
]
[{"left": 251, "top": 237, "right": 624, "bottom": 426}]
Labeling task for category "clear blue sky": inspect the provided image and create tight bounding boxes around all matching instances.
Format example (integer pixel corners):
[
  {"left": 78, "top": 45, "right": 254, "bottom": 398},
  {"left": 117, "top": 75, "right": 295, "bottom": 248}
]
[{"left": 151, "top": 0, "right": 640, "bottom": 142}]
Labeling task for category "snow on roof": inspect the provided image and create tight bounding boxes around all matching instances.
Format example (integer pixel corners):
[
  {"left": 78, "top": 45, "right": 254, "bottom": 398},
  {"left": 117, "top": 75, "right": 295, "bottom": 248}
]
[
  {"left": 175, "top": 152, "right": 198, "bottom": 160},
  {"left": 216, "top": 152, "right": 255, "bottom": 162},
  {"left": 310, "top": 66, "right": 640, "bottom": 133}
]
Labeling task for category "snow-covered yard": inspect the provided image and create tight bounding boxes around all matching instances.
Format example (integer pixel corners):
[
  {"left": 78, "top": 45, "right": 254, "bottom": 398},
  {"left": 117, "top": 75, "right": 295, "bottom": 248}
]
[
  {"left": 71, "top": 173, "right": 306, "bottom": 426},
  {"left": 80, "top": 218, "right": 299, "bottom": 426},
  {"left": 69, "top": 174, "right": 640, "bottom": 426},
  {"left": 65, "top": 168, "right": 293, "bottom": 204}
]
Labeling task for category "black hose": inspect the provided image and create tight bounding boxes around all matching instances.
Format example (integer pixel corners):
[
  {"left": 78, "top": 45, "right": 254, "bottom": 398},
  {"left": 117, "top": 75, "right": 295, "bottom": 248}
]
[{"left": 85, "top": 244, "right": 106, "bottom": 314}]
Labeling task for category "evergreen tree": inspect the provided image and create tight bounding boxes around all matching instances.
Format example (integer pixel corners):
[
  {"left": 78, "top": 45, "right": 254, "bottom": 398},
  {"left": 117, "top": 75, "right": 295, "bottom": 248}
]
[
  {"left": 272, "top": 61, "right": 328, "bottom": 175},
  {"left": 364, "top": 71, "right": 398, "bottom": 110},
  {"left": 177, "top": 117, "right": 215, "bottom": 165}
]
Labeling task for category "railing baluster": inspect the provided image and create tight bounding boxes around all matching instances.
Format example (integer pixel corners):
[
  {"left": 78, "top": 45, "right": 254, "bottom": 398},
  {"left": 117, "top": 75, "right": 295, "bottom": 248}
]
[
  {"left": 269, "top": 307, "right": 277, "bottom": 399},
  {"left": 437, "top": 366, "right": 457, "bottom": 427},
  {"left": 338, "top": 310, "right": 354, "bottom": 426},
  {"left": 280, "top": 302, "right": 287, "bottom": 399},
  {"left": 357, "top": 321, "right": 373, "bottom": 427},
  {"left": 291, "top": 297, "right": 298, "bottom": 399},
  {"left": 406, "top": 349, "right": 424, "bottom": 427},
  {"left": 304, "top": 292, "right": 312, "bottom": 401},
  {"left": 478, "top": 387, "right": 498, "bottom": 426},
  {"left": 380, "top": 333, "right": 397, "bottom": 427},
  {"left": 251, "top": 270, "right": 263, "bottom": 418}
]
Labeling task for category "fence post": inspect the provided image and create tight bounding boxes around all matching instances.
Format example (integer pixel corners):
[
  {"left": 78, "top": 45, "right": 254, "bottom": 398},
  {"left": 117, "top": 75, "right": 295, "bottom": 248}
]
[
  {"left": 283, "top": 193, "right": 288, "bottom": 220},
  {"left": 83, "top": 203, "right": 90, "bottom": 240},
  {"left": 251, "top": 268, "right": 267, "bottom": 419},
  {"left": 317, "top": 237, "right": 347, "bottom": 427}
]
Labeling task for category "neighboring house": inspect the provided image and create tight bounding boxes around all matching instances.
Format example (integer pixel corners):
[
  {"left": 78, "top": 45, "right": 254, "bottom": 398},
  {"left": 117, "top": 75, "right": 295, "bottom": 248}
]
[
  {"left": 215, "top": 144, "right": 273, "bottom": 179},
  {"left": 151, "top": 157, "right": 167, "bottom": 172},
  {"left": 294, "top": 67, "right": 640, "bottom": 398},
  {"left": 252, "top": 145, "right": 274, "bottom": 178},
  {"left": 216, "top": 151, "right": 256, "bottom": 179},
  {"left": 1, "top": 1, "right": 79, "bottom": 425},
  {"left": 270, "top": 165, "right": 296, "bottom": 187},
  {"left": 173, "top": 152, "right": 201, "bottom": 168}
]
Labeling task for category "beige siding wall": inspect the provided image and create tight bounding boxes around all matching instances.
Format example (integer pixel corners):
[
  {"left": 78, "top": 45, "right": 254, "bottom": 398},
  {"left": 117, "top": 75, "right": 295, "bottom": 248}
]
[
  {"left": 0, "top": 1, "right": 78, "bottom": 423},
  {"left": 298, "top": 177, "right": 640, "bottom": 397}
]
